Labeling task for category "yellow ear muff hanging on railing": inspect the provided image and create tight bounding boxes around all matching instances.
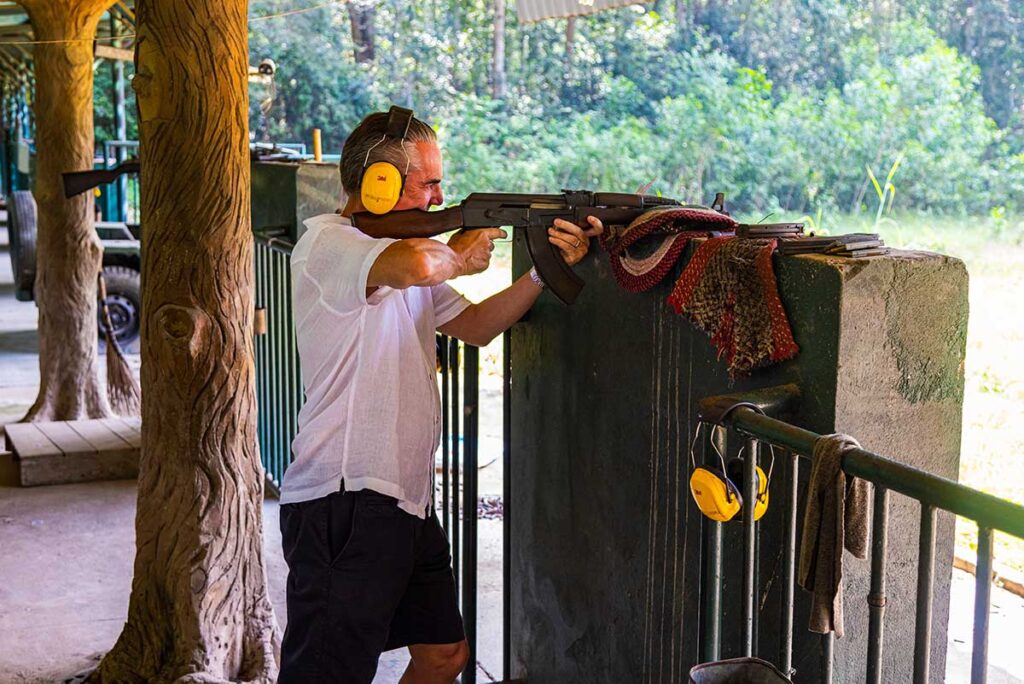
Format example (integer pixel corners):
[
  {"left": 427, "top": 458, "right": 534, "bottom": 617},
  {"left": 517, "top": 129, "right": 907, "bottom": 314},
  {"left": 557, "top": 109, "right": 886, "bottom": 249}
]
[
  {"left": 689, "top": 419, "right": 775, "bottom": 523},
  {"left": 690, "top": 465, "right": 743, "bottom": 522},
  {"left": 359, "top": 105, "right": 415, "bottom": 215},
  {"left": 726, "top": 457, "right": 770, "bottom": 522},
  {"left": 689, "top": 422, "right": 743, "bottom": 522},
  {"left": 753, "top": 464, "right": 770, "bottom": 520}
]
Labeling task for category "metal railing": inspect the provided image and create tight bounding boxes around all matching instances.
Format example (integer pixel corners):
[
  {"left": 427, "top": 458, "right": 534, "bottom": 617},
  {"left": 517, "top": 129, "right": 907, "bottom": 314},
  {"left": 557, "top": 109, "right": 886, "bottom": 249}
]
[
  {"left": 695, "top": 385, "right": 1024, "bottom": 684},
  {"left": 253, "top": 230, "right": 303, "bottom": 493},
  {"left": 437, "top": 336, "right": 488, "bottom": 684},
  {"left": 252, "top": 230, "right": 505, "bottom": 683}
]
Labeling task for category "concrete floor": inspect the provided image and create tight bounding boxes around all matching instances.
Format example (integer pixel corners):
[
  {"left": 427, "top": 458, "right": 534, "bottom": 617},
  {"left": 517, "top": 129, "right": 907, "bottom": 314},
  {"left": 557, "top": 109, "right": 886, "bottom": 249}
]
[
  {"left": 1, "top": 223, "right": 1021, "bottom": 683},
  {"left": 0, "top": 226, "right": 504, "bottom": 682},
  {"left": 0, "top": 478, "right": 505, "bottom": 683}
]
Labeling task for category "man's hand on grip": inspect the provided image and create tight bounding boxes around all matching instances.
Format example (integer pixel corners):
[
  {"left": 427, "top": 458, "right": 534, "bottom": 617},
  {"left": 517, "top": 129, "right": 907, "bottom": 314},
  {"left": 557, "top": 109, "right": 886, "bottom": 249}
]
[{"left": 447, "top": 228, "right": 507, "bottom": 276}]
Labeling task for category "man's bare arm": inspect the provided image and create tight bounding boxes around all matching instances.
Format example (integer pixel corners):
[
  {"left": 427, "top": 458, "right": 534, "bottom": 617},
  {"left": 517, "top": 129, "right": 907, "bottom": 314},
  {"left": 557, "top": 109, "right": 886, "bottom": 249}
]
[
  {"left": 367, "top": 239, "right": 466, "bottom": 290},
  {"left": 438, "top": 273, "right": 542, "bottom": 347},
  {"left": 440, "top": 216, "right": 604, "bottom": 347},
  {"left": 366, "top": 228, "right": 506, "bottom": 293}
]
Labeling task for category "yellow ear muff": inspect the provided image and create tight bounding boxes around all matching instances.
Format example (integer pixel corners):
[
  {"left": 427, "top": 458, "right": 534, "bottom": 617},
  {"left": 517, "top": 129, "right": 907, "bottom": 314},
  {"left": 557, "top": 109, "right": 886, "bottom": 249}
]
[
  {"left": 753, "top": 465, "right": 769, "bottom": 521},
  {"left": 690, "top": 467, "right": 742, "bottom": 523},
  {"left": 361, "top": 161, "right": 404, "bottom": 214}
]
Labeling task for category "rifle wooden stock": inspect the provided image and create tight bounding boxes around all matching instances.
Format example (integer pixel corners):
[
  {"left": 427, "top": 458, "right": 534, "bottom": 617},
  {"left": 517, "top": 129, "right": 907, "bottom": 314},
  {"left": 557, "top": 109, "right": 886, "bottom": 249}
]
[
  {"left": 62, "top": 160, "right": 141, "bottom": 199},
  {"left": 351, "top": 206, "right": 465, "bottom": 238}
]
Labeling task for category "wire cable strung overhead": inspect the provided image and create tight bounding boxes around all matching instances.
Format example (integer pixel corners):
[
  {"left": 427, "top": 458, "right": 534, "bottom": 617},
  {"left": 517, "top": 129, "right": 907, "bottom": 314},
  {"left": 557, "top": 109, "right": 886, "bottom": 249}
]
[{"left": 0, "top": 0, "right": 349, "bottom": 46}]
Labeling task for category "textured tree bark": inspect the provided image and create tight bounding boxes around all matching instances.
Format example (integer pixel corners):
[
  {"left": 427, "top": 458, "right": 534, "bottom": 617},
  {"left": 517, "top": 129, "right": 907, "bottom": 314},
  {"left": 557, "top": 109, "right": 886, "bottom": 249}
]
[
  {"left": 89, "top": 1, "right": 280, "bottom": 682},
  {"left": 16, "top": 0, "right": 116, "bottom": 422}
]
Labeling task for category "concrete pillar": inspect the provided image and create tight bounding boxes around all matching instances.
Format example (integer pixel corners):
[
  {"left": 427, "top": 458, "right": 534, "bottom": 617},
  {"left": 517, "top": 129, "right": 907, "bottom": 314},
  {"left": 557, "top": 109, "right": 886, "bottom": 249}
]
[{"left": 509, "top": 239, "right": 968, "bottom": 682}]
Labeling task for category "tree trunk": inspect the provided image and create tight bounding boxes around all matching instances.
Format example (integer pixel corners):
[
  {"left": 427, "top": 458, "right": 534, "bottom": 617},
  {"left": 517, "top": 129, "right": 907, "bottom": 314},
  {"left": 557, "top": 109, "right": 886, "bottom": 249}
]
[
  {"left": 565, "top": 16, "right": 576, "bottom": 64},
  {"left": 348, "top": 1, "right": 375, "bottom": 63},
  {"left": 90, "top": 1, "right": 280, "bottom": 681},
  {"left": 675, "top": 0, "right": 691, "bottom": 32},
  {"left": 17, "top": 0, "right": 116, "bottom": 422},
  {"left": 492, "top": 0, "right": 507, "bottom": 99}
]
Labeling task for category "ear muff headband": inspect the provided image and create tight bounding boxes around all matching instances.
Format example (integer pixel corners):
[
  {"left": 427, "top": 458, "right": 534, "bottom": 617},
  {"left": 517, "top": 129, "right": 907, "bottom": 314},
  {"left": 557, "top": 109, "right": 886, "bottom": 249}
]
[{"left": 360, "top": 106, "right": 415, "bottom": 215}]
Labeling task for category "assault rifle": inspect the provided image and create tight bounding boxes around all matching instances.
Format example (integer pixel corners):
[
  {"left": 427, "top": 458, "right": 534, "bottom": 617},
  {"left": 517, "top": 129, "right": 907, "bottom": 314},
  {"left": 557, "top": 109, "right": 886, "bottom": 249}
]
[
  {"left": 352, "top": 190, "right": 691, "bottom": 304},
  {"left": 62, "top": 160, "right": 140, "bottom": 199}
]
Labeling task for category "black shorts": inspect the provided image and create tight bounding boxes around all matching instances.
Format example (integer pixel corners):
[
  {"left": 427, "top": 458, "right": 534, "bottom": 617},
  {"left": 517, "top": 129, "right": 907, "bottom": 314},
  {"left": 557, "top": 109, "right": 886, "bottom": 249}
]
[{"left": 278, "top": 486, "right": 465, "bottom": 683}]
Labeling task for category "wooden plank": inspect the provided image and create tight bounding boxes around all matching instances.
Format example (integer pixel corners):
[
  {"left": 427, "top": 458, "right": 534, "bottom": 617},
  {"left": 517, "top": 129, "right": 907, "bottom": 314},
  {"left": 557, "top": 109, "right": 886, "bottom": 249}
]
[
  {"left": 36, "top": 421, "right": 96, "bottom": 456},
  {"left": 17, "top": 419, "right": 140, "bottom": 487},
  {"left": 65, "top": 419, "right": 134, "bottom": 451},
  {"left": 100, "top": 417, "right": 140, "bottom": 447},
  {"left": 95, "top": 44, "right": 133, "bottom": 62},
  {"left": 119, "top": 416, "right": 142, "bottom": 437},
  {"left": 4, "top": 423, "right": 59, "bottom": 458}
]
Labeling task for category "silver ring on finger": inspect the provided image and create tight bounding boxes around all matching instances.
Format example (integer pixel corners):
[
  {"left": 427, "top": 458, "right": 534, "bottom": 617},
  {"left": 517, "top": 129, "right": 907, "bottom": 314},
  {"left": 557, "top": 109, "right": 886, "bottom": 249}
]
[{"left": 573, "top": 238, "right": 581, "bottom": 248}]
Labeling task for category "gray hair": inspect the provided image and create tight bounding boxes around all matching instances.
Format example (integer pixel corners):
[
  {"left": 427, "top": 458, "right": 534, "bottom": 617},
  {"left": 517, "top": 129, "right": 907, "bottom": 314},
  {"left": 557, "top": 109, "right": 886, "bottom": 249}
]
[{"left": 340, "top": 112, "right": 437, "bottom": 194}]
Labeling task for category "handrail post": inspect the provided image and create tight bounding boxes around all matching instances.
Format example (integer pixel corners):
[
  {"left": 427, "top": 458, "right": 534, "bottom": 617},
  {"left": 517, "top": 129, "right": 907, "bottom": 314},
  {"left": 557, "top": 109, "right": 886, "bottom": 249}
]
[
  {"left": 440, "top": 335, "right": 450, "bottom": 533},
  {"left": 502, "top": 330, "right": 512, "bottom": 680},
  {"left": 742, "top": 438, "right": 758, "bottom": 657},
  {"left": 866, "top": 487, "right": 889, "bottom": 684},
  {"left": 780, "top": 449, "right": 798, "bottom": 676},
  {"left": 462, "top": 344, "right": 480, "bottom": 684},
  {"left": 971, "top": 527, "right": 993, "bottom": 684},
  {"left": 913, "top": 504, "right": 936, "bottom": 684},
  {"left": 701, "top": 426, "right": 725, "bottom": 663},
  {"left": 451, "top": 338, "right": 461, "bottom": 589}
]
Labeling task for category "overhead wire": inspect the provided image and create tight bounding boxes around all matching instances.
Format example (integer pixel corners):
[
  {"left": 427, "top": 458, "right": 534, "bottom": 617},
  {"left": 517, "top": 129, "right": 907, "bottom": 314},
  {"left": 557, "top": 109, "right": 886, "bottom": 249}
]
[{"left": 0, "top": 0, "right": 347, "bottom": 47}]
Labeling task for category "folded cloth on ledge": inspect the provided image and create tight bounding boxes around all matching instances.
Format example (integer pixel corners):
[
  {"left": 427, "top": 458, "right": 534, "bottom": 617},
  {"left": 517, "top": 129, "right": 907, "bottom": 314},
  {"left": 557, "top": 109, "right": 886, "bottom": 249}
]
[
  {"left": 667, "top": 236, "right": 798, "bottom": 376},
  {"left": 798, "top": 433, "right": 872, "bottom": 638},
  {"left": 600, "top": 206, "right": 737, "bottom": 292}
]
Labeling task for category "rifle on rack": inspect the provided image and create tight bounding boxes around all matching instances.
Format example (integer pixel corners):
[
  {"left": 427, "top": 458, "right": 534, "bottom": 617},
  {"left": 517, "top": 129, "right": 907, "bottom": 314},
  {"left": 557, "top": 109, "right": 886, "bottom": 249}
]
[{"left": 352, "top": 190, "right": 696, "bottom": 305}]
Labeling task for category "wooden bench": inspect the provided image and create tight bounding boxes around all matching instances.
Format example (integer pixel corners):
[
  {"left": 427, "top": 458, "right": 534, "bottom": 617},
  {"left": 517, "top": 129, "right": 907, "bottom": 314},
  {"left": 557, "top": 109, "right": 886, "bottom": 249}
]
[{"left": 3, "top": 417, "right": 141, "bottom": 486}]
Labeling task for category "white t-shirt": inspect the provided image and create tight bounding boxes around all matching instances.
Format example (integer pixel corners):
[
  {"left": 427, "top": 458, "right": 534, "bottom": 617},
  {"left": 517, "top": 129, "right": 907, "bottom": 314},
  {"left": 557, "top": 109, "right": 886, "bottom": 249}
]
[{"left": 280, "top": 213, "right": 471, "bottom": 517}]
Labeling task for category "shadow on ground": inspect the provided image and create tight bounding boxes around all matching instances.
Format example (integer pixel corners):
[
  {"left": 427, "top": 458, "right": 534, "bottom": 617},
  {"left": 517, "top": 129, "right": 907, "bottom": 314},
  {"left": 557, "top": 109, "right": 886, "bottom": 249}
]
[{"left": 0, "top": 329, "right": 37, "bottom": 354}]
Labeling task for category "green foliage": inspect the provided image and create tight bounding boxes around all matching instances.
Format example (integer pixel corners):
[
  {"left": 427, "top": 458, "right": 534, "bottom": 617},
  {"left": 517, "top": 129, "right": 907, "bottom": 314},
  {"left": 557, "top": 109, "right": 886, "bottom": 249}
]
[
  {"left": 236, "top": 1, "right": 1022, "bottom": 218},
  {"left": 866, "top": 153, "right": 902, "bottom": 226},
  {"left": 93, "top": 62, "right": 139, "bottom": 144},
  {"left": 248, "top": 3, "right": 375, "bottom": 153}
]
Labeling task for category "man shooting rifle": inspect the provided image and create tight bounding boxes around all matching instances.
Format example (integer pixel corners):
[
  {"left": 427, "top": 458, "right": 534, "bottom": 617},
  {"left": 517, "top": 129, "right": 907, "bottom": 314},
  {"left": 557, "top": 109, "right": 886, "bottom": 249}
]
[{"left": 278, "top": 106, "right": 603, "bottom": 684}]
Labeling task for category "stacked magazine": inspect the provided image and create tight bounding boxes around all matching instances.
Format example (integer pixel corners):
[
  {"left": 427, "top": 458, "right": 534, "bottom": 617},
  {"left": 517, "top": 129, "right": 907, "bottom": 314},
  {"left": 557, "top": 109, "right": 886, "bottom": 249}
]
[
  {"left": 776, "top": 233, "right": 889, "bottom": 258},
  {"left": 736, "top": 223, "right": 805, "bottom": 239}
]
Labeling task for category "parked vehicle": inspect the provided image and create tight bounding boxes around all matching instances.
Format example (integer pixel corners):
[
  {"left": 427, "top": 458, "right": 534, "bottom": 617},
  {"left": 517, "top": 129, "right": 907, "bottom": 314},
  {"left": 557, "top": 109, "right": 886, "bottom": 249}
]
[{"left": 6, "top": 189, "right": 141, "bottom": 352}]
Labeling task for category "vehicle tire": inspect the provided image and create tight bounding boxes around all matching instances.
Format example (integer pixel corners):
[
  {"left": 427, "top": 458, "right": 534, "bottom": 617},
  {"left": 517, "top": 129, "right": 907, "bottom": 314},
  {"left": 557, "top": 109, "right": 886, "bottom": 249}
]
[
  {"left": 7, "top": 190, "right": 37, "bottom": 300},
  {"left": 98, "top": 265, "right": 141, "bottom": 353}
]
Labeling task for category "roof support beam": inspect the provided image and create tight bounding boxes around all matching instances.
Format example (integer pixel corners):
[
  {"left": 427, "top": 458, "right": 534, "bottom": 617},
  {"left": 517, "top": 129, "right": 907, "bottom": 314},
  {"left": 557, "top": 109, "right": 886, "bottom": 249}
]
[{"left": 95, "top": 42, "right": 131, "bottom": 61}]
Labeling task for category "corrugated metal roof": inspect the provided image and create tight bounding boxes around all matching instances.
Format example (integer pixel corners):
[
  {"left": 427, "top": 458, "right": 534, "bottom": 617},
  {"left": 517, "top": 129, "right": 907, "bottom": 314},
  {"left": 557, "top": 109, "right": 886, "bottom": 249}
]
[{"left": 515, "top": 0, "right": 638, "bottom": 23}]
